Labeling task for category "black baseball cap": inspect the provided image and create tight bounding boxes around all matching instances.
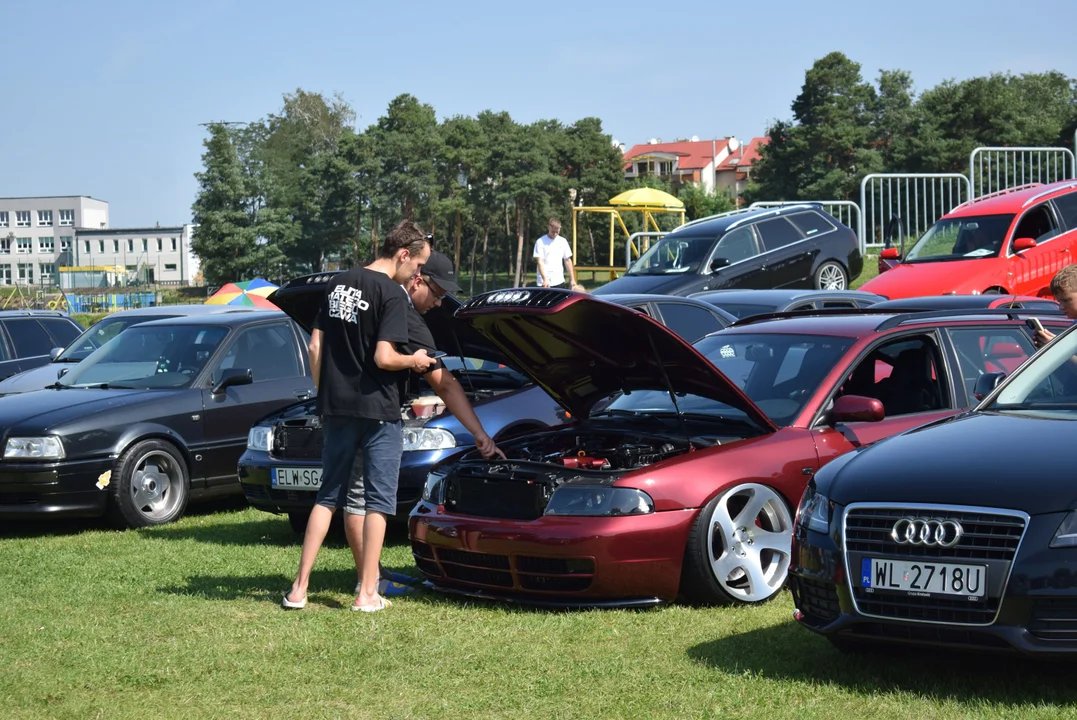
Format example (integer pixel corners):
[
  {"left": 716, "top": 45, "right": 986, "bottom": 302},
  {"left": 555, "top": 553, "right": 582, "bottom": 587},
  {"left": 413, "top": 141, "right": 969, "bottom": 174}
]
[{"left": 422, "top": 250, "right": 461, "bottom": 294}]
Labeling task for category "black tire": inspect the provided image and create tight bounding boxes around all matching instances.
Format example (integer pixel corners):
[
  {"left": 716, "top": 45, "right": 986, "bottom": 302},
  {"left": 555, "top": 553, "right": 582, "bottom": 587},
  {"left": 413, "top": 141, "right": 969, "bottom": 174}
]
[
  {"left": 679, "top": 485, "right": 792, "bottom": 606},
  {"left": 814, "top": 261, "right": 847, "bottom": 290},
  {"left": 107, "top": 439, "right": 190, "bottom": 529},
  {"left": 983, "top": 286, "right": 1007, "bottom": 295},
  {"left": 287, "top": 511, "right": 309, "bottom": 535}
]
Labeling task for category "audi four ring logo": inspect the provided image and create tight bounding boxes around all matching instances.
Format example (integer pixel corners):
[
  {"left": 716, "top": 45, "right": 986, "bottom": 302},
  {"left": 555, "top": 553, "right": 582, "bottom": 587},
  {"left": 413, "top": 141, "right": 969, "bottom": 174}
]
[{"left": 890, "top": 518, "right": 964, "bottom": 547}]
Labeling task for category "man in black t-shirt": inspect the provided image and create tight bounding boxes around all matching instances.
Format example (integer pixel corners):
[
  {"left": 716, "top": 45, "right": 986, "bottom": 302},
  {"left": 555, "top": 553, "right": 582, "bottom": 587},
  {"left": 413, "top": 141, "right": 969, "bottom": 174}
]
[{"left": 284, "top": 221, "right": 435, "bottom": 614}]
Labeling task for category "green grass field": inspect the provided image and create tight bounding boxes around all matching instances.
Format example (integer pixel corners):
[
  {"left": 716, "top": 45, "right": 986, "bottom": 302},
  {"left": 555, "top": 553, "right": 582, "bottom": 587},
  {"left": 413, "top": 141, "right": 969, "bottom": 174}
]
[{"left": 3, "top": 504, "right": 1077, "bottom": 720}]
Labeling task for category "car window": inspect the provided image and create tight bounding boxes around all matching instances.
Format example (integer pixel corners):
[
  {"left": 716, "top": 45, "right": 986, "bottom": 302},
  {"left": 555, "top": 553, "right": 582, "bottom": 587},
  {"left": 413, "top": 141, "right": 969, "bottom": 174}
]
[
  {"left": 755, "top": 217, "right": 804, "bottom": 252},
  {"left": 787, "top": 302, "right": 816, "bottom": 312},
  {"left": 822, "top": 301, "right": 857, "bottom": 309},
  {"left": 628, "top": 232, "right": 714, "bottom": 275},
  {"left": 4, "top": 319, "right": 56, "bottom": 358},
  {"left": 1012, "top": 204, "right": 1059, "bottom": 245},
  {"left": 708, "top": 227, "right": 759, "bottom": 267},
  {"left": 787, "top": 211, "right": 836, "bottom": 238},
  {"left": 58, "top": 314, "right": 176, "bottom": 361},
  {"left": 947, "top": 327, "right": 1036, "bottom": 404},
  {"left": 40, "top": 318, "right": 81, "bottom": 348},
  {"left": 837, "top": 335, "right": 950, "bottom": 416},
  {"left": 991, "top": 327, "right": 1077, "bottom": 413},
  {"left": 654, "top": 302, "right": 725, "bottom": 343},
  {"left": 212, "top": 323, "right": 302, "bottom": 384},
  {"left": 1052, "top": 192, "right": 1077, "bottom": 231}
]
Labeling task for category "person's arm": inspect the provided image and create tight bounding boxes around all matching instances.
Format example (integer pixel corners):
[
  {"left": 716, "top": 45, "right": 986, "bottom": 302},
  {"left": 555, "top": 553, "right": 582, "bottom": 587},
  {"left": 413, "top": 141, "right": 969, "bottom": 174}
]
[
  {"left": 533, "top": 241, "right": 549, "bottom": 287},
  {"left": 374, "top": 341, "right": 435, "bottom": 373},
  {"left": 425, "top": 367, "right": 505, "bottom": 458},
  {"left": 308, "top": 329, "right": 323, "bottom": 391},
  {"left": 564, "top": 255, "right": 576, "bottom": 287}
]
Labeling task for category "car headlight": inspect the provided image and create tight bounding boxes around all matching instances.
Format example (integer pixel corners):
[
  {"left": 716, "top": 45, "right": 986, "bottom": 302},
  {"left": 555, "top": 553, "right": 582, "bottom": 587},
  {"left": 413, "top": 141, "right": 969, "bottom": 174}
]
[
  {"left": 247, "top": 426, "right": 274, "bottom": 452},
  {"left": 404, "top": 428, "right": 456, "bottom": 452},
  {"left": 795, "top": 483, "right": 831, "bottom": 534},
  {"left": 5, "top": 436, "right": 65, "bottom": 460},
  {"left": 422, "top": 470, "right": 448, "bottom": 503},
  {"left": 1051, "top": 511, "right": 1077, "bottom": 548},
  {"left": 544, "top": 486, "right": 654, "bottom": 517}
]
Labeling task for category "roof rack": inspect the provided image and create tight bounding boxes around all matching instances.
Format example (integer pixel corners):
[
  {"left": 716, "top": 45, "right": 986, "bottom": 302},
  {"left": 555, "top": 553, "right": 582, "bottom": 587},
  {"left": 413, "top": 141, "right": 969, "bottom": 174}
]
[
  {"left": 951, "top": 183, "right": 1042, "bottom": 212},
  {"left": 728, "top": 305, "right": 1063, "bottom": 329},
  {"left": 1022, "top": 180, "right": 1077, "bottom": 208}
]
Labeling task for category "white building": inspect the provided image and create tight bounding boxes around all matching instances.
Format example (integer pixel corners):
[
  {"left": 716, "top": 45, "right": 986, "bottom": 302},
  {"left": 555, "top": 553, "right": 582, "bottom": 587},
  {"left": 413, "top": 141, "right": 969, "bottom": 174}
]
[
  {"left": 0, "top": 196, "right": 109, "bottom": 286},
  {"left": 73, "top": 224, "right": 197, "bottom": 286}
]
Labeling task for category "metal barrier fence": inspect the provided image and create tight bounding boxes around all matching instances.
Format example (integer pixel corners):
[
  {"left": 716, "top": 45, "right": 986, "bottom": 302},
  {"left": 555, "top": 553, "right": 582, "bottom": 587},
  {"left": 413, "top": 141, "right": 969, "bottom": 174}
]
[
  {"left": 969, "top": 147, "right": 1076, "bottom": 198},
  {"left": 859, "top": 173, "right": 970, "bottom": 254},
  {"left": 624, "top": 231, "right": 669, "bottom": 269}
]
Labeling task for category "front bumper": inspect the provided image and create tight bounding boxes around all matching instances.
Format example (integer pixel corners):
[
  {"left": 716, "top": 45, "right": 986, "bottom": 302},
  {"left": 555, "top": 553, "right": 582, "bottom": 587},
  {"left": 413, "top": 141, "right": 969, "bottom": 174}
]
[
  {"left": 789, "top": 512, "right": 1077, "bottom": 655},
  {"left": 238, "top": 447, "right": 458, "bottom": 516},
  {"left": 407, "top": 500, "right": 697, "bottom": 606},
  {"left": 0, "top": 456, "right": 115, "bottom": 518}
]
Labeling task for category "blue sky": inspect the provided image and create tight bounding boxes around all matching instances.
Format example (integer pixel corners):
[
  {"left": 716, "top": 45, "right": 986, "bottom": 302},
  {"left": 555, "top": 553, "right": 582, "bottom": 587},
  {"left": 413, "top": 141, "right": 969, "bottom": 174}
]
[{"left": 1, "top": 0, "right": 1074, "bottom": 227}]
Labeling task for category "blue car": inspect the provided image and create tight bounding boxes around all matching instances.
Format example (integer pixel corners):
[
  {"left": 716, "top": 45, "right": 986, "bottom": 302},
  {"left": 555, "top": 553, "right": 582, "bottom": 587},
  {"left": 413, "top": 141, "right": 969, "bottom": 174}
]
[{"left": 238, "top": 273, "right": 733, "bottom": 531}]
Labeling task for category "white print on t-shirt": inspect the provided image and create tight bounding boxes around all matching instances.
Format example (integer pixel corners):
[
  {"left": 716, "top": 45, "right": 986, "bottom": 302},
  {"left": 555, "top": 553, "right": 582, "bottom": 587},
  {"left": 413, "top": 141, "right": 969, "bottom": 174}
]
[{"left": 328, "top": 285, "right": 370, "bottom": 324}]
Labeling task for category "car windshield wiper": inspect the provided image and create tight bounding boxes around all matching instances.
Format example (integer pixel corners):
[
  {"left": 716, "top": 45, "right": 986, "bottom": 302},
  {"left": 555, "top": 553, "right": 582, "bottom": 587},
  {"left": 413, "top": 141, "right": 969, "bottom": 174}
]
[
  {"left": 589, "top": 408, "right": 644, "bottom": 418},
  {"left": 83, "top": 382, "right": 140, "bottom": 390},
  {"left": 52, "top": 356, "right": 84, "bottom": 363},
  {"left": 44, "top": 382, "right": 73, "bottom": 390}
]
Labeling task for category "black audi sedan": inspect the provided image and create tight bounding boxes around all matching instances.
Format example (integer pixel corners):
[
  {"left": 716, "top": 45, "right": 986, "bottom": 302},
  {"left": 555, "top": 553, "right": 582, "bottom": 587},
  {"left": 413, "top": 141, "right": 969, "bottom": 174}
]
[
  {"left": 0, "top": 311, "right": 314, "bottom": 528},
  {"left": 789, "top": 321, "right": 1077, "bottom": 655},
  {"left": 592, "top": 204, "right": 862, "bottom": 297}
]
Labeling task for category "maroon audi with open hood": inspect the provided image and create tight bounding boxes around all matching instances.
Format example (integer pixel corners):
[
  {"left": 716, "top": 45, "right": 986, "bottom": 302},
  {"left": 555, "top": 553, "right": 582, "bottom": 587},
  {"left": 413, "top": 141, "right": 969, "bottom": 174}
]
[{"left": 409, "top": 288, "right": 1049, "bottom": 607}]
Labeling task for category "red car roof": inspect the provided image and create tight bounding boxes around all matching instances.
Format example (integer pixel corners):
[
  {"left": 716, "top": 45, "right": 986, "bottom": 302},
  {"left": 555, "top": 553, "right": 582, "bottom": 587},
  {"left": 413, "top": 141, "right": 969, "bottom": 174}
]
[{"left": 948, "top": 180, "right": 1077, "bottom": 217}]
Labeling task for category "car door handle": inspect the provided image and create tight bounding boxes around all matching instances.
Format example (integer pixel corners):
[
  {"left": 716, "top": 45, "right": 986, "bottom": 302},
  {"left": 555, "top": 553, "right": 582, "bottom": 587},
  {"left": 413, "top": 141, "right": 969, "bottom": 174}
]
[{"left": 294, "top": 389, "right": 313, "bottom": 400}]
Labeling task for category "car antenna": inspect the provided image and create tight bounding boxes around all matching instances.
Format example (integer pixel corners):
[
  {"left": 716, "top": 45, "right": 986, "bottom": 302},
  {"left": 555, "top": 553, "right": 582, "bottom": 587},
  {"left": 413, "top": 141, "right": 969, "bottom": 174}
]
[
  {"left": 646, "top": 329, "right": 691, "bottom": 445},
  {"left": 1006, "top": 293, "right": 1018, "bottom": 308}
]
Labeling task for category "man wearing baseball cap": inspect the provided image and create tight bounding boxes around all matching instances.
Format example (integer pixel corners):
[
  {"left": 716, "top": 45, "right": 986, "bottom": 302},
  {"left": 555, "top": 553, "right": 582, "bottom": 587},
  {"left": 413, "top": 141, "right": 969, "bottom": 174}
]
[{"left": 417, "top": 249, "right": 462, "bottom": 297}]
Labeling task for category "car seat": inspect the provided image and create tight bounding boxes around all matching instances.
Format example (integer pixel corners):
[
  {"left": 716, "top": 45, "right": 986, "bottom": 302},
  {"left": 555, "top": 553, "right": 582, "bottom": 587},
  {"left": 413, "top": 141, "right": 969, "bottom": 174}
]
[{"left": 876, "top": 346, "right": 940, "bottom": 415}]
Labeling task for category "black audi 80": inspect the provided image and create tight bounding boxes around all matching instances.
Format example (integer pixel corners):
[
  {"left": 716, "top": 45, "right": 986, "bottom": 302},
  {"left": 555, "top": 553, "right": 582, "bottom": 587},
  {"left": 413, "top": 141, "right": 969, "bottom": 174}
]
[
  {"left": 789, "top": 321, "right": 1077, "bottom": 655},
  {"left": 0, "top": 310, "right": 314, "bottom": 528}
]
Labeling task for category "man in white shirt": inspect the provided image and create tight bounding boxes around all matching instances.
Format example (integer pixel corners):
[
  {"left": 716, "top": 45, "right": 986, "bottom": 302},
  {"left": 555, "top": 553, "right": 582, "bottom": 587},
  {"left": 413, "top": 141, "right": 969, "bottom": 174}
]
[{"left": 533, "top": 217, "right": 576, "bottom": 289}]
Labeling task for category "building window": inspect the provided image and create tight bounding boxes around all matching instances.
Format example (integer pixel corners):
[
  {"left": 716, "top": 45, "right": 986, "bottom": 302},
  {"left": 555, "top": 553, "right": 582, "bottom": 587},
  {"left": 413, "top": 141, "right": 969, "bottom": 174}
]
[
  {"left": 58, "top": 210, "right": 74, "bottom": 226},
  {"left": 113, "top": 240, "right": 120, "bottom": 253},
  {"left": 40, "top": 264, "right": 54, "bottom": 281},
  {"left": 0, "top": 212, "right": 7, "bottom": 228},
  {"left": 38, "top": 237, "right": 54, "bottom": 254},
  {"left": 171, "top": 238, "right": 177, "bottom": 251},
  {"left": 17, "top": 263, "right": 33, "bottom": 283},
  {"left": 84, "top": 240, "right": 91, "bottom": 254},
  {"left": 0, "top": 265, "right": 10, "bottom": 285},
  {"left": 16, "top": 238, "right": 31, "bottom": 254},
  {"left": 60, "top": 236, "right": 72, "bottom": 253},
  {"left": 99, "top": 240, "right": 105, "bottom": 253},
  {"left": 37, "top": 210, "right": 53, "bottom": 227},
  {"left": 156, "top": 238, "right": 162, "bottom": 251},
  {"left": 127, "top": 239, "right": 134, "bottom": 253},
  {"left": 15, "top": 211, "right": 30, "bottom": 227},
  {"left": 140, "top": 238, "right": 146, "bottom": 252},
  {"left": 125, "top": 265, "right": 137, "bottom": 274},
  {"left": 164, "top": 263, "right": 178, "bottom": 271},
  {"left": 0, "top": 239, "right": 9, "bottom": 254}
]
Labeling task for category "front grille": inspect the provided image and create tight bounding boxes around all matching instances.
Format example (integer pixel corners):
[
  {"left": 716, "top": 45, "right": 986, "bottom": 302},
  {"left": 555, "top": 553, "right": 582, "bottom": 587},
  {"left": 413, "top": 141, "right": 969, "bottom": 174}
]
[
  {"left": 845, "top": 507, "right": 1024, "bottom": 561},
  {"left": 241, "top": 485, "right": 316, "bottom": 503},
  {"left": 1028, "top": 599, "right": 1077, "bottom": 641},
  {"left": 411, "top": 541, "right": 594, "bottom": 593},
  {"left": 790, "top": 576, "right": 841, "bottom": 625},
  {"left": 444, "top": 469, "right": 549, "bottom": 520},
  {"left": 274, "top": 425, "right": 323, "bottom": 460},
  {"left": 845, "top": 505, "right": 1027, "bottom": 626}
]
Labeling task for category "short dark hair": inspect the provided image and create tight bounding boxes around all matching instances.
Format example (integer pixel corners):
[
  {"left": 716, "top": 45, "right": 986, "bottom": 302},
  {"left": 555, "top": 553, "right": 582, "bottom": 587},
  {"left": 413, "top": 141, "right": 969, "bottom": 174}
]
[{"left": 379, "top": 220, "right": 429, "bottom": 259}]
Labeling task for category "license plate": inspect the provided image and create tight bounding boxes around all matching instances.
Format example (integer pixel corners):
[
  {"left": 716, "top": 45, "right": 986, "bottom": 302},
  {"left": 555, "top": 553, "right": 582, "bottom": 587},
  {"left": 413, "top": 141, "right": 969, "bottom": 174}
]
[
  {"left": 271, "top": 467, "right": 322, "bottom": 491},
  {"left": 861, "top": 558, "right": 986, "bottom": 599}
]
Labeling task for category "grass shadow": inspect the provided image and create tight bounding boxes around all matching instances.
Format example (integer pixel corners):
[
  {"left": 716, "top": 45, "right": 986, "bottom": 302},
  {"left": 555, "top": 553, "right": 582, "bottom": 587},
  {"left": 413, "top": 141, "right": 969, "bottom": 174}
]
[
  {"left": 138, "top": 513, "right": 412, "bottom": 549},
  {"left": 687, "top": 620, "right": 1077, "bottom": 707},
  {"left": 0, "top": 516, "right": 111, "bottom": 538}
]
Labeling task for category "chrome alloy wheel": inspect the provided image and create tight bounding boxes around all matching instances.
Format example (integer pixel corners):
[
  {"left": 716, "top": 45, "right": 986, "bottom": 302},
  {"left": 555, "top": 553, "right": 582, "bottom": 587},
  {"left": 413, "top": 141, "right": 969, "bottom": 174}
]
[
  {"left": 129, "top": 450, "right": 184, "bottom": 521},
  {"left": 706, "top": 483, "right": 793, "bottom": 602}
]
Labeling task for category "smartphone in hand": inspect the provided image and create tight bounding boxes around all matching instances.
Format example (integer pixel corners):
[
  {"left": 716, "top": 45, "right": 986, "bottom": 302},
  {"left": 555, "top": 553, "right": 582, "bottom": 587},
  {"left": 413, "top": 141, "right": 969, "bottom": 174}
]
[{"left": 1026, "top": 317, "right": 1046, "bottom": 334}]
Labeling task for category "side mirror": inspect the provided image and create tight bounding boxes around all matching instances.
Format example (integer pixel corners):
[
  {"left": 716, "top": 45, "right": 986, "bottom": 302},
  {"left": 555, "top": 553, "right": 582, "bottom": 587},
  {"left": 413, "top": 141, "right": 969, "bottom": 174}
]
[
  {"left": 973, "top": 372, "right": 1006, "bottom": 401},
  {"left": 709, "top": 257, "right": 731, "bottom": 272},
  {"left": 49, "top": 347, "right": 64, "bottom": 361},
  {"left": 880, "top": 248, "right": 900, "bottom": 260},
  {"left": 831, "top": 395, "right": 885, "bottom": 423},
  {"left": 58, "top": 367, "right": 70, "bottom": 378},
  {"left": 1013, "top": 237, "right": 1037, "bottom": 252},
  {"left": 212, "top": 367, "right": 253, "bottom": 394}
]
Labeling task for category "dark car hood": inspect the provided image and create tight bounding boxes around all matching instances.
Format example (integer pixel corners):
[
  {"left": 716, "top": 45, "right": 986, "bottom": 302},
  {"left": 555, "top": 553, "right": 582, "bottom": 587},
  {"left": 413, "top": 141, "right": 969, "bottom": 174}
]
[
  {"left": 0, "top": 386, "right": 169, "bottom": 432},
  {"left": 456, "top": 289, "right": 777, "bottom": 430},
  {"left": 0, "top": 362, "right": 67, "bottom": 395},
  {"left": 822, "top": 412, "right": 1077, "bottom": 515},
  {"left": 591, "top": 273, "right": 698, "bottom": 297},
  {"left": 268, "top": 272, "right": 512, "bottom": 367}
]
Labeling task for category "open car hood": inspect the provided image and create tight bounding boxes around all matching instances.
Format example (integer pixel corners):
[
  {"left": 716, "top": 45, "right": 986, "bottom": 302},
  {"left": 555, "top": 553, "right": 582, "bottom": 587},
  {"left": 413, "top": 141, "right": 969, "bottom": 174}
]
[
  {"left": 456, "top": 288, "right": 778, "bottom": 430},
  {"left": 268, "top": 272, "right": 513, "bottom": 367}
]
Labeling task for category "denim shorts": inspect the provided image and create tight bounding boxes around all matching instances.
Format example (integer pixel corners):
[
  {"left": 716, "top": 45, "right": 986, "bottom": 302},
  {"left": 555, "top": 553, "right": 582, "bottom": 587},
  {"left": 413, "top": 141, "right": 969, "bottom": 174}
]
[{"left": 314, "top": 416, "right": 404, "bottom": 516}]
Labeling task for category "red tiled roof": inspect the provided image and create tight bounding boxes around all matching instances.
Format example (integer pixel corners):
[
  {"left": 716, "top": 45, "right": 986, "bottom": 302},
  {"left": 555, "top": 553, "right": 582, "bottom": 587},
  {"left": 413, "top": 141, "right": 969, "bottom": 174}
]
[
  {"left": 718, "top": 136, "right": 769, "bottom": 171},
  {"left": 623, "top": 139, "right": 730, "bottom": 171}
]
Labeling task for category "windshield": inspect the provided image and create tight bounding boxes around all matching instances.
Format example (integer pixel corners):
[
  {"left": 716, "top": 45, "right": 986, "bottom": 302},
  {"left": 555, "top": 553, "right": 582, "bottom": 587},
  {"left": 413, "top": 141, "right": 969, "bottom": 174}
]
[
  {"left": 904, "top": 214, "right": 1014, "bottom": 262},
  {"left": 602, "top": 332, "right": 853, "bottom": 426},
  {"left": 59, "top": 324, "right": 229, "bottom": 389},
  {"left": 628, "top": 233, "right": 713, "bottom": 275},
  {"left": 57, "top": 314, "right": 177, "bottom": 362},
  {"left": 987, "top": 325, "right": 1077, "bottom": 419}
]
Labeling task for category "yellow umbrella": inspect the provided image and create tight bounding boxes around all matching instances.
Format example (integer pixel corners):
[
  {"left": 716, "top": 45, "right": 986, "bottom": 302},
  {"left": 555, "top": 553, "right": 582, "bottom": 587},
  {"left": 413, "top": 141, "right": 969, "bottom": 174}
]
[{"left": 608, "top": 188, "right": 684, "bottom": 209}]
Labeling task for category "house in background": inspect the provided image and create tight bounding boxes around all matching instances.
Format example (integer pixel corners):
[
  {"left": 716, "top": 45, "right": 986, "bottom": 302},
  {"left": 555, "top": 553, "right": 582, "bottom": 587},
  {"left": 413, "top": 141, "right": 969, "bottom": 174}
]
[{"left": 621, "top": 136, "right": 768, "bottom": 203}]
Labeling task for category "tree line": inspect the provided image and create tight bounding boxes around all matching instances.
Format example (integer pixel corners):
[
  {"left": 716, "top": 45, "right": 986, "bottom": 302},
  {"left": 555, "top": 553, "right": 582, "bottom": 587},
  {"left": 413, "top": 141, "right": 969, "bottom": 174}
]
[{"left": 191, "top": 54, "right": 1077, "bottom": 290}]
